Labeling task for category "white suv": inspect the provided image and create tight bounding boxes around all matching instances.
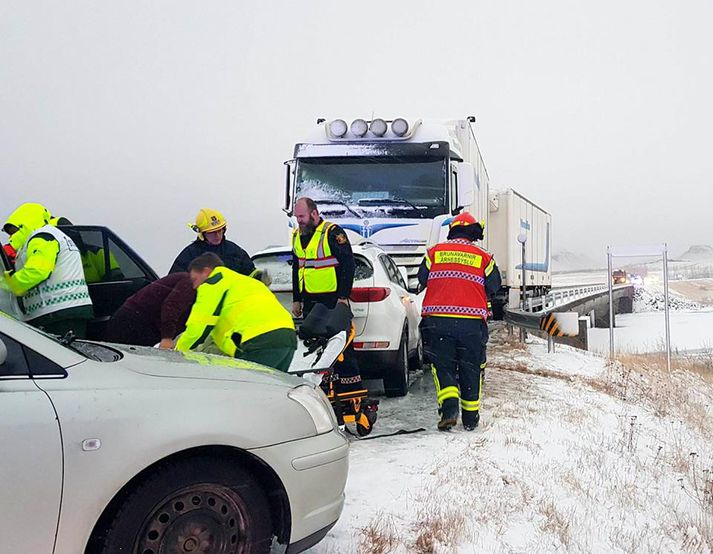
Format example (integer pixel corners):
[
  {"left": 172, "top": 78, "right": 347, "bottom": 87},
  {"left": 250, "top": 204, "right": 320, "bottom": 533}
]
[{"left": 252, "top": 242, "right": 422, "bottom": 397}]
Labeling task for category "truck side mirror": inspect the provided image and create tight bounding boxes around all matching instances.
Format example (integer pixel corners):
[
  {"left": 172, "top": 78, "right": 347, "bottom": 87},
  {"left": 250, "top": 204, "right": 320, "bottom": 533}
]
[
  {"left": 0, "top": 339, "right": 7, "bottom": 366},
  {"left": 456, "top": 162, "right": 475, "bottom": 209},
  {"left": 283, "top": 160, "right": 296, "bottom": 216}
]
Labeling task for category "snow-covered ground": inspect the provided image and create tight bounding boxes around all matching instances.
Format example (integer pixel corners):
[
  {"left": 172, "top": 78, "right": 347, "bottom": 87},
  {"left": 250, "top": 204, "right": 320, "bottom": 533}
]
[
  {"left": 589, "top": 311, "right": 713, "bottom": 354},
  {"left": 310, "top": 328, "right": 713, "bottom": 553}
]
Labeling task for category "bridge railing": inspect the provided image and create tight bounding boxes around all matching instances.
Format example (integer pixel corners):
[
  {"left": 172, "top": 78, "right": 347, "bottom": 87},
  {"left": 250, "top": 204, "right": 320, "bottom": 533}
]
[{"left": 524, "top": 284, "right": 609, "bottom": 314}]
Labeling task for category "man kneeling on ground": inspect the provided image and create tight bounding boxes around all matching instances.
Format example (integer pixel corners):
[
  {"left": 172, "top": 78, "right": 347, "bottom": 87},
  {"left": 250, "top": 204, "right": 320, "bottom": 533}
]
[{"left": 175, "top": 253, "right": 297, "bottom": 372}]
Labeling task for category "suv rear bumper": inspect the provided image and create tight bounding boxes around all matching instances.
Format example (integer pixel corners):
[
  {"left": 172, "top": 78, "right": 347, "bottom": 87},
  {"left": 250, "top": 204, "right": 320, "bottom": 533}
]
[{"left": 355, "top": 349, "right": 400, "bottom": 379}]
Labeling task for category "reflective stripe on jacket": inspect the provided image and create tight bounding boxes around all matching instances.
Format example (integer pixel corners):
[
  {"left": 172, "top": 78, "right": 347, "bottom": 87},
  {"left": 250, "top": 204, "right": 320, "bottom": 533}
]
[
  {"left": 292, "top": 220, "right": 339, "bottom": 294},
  {"left": 13, "top": 225, "right": 92, "bottom": 321},
  {"left": 175, "top": 266, "right": 294, "bottom": 356},
  {"left": 421, "top": 239, "right": 494, "bottom": 320}
]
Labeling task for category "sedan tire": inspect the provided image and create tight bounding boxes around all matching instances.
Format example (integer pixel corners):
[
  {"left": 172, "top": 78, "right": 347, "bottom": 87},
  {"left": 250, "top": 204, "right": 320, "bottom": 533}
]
[{"left": 99, "top": 455, "right": 272, "bottom": 554}]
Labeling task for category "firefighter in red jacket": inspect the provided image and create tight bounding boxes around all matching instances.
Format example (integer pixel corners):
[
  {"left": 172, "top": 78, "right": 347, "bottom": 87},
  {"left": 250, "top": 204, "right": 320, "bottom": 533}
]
[{"left": 417, "top": 213, "right": 501, "bottom": 431}]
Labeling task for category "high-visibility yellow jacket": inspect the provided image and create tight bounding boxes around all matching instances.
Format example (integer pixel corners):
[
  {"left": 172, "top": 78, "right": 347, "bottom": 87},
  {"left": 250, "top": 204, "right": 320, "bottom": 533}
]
[
  {"left": 175, "top": 266, "right": 294, "bottom": 357},
  {"left": 292, "top": 220, "right": 339, "bottom": 294},
  {"left": 3, "top": 203, "right": 91, "bottom": 321}
]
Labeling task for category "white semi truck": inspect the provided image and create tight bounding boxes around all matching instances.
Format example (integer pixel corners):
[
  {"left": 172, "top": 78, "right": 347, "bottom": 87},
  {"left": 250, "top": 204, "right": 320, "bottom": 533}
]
[
  {"left": 283, "top": 117, "right": 551, "bottom": 315},
  {"left": 488, "top": 188, "right": 552, "bottom": 316}
]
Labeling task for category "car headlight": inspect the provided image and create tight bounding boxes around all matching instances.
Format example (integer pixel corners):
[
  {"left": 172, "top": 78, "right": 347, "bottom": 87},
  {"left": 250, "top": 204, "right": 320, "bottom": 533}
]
[{"left": 288, "top": 384, "right": 337, "bottom": 435}]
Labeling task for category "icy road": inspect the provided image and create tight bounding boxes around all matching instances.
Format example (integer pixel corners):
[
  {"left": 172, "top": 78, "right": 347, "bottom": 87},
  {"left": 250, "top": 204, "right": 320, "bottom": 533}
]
[{"left": 310, "top": 326, "right": 713, "bottom": 553}]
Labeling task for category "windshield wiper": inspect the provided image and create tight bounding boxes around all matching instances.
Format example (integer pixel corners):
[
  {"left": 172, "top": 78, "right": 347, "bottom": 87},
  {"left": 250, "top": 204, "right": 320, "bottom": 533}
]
[
  {"left": 357, "top": 197, "right": 425, "bottom": 217},
  {"left": 59, "top": 330, "right": 77, "bottom": 346},
  {"left": 314, "top": 200, "right": 363, "bottom": 219}
]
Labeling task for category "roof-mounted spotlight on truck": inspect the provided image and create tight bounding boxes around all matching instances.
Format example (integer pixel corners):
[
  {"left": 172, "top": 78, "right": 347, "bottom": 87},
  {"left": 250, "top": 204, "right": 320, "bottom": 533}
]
[
  {"left": 350, "top": 119, "right": 368, "bottom": 137},
  {"left": 370, "top": 118, "right": 387, "bottom": 136},
  {"left": 324, "top": 117, "right": 419, "bottom": 140},
  {"left": 328, "top": 119, "right": 348, "bottom": 137}
]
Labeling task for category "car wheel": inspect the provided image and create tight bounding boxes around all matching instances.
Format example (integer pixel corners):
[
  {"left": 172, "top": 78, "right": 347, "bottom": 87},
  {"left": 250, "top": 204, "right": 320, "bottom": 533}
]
[
  {"left": 409, "top": 334, "right": 424, "bottom": 371},
  {"left": 99, "top": 456, "right": 272, "bottom": 554},
  {"left": 383, "top": 327, "right": 409, "bottom": 398}
]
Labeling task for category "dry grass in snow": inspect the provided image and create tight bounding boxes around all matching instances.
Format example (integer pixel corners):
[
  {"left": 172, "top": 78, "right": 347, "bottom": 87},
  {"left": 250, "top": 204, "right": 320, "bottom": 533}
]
[{"left": 313, "top": 327, "right": 713, "bottom": 553}]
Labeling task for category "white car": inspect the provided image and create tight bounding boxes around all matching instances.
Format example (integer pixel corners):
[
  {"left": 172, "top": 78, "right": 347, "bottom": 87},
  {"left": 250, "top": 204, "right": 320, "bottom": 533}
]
[
  {"left": 252, "top": 242, "right": 423, "bottom": 397},
  {"left": 0, "top": 313, "right": 348, "bottom": 554}
]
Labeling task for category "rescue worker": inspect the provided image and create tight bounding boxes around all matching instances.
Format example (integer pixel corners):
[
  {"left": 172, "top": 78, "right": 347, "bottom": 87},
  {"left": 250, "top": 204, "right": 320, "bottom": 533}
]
[
  {"left": 106, "top": 272, "right": 196, "bottom": 348},
  {"left": 417, "top": 212, "right": 501, "bottom": 431},
  {"left": 175, "top": 253, "right": 297, "bottom": 372},
  {"left": 290, "top": 197, "right": 363, "bottom": 392},
  {"left": 2, "top": 203, "right": 93, "bottom": 337},
  {"left": 45, "top": 216, "right": 124, "bottom": 283},
  {"left": 169, "top": 208, "right": 259, "bottom": 278},
  {"left": 2, "top": 211, "right": 68, "bottom": 269},
  {"left": 80, "top": 246, "right": 123, "bottom": 283}
]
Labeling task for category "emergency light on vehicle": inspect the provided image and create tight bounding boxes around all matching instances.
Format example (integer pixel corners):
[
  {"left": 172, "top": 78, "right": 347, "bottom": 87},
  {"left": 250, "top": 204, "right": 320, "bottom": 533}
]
[
  {"left": 353, "top": 341, "right": 390, "bottom": 350},
  {"left": 350, "top": 287, "right": 391, "bottom": 302}
]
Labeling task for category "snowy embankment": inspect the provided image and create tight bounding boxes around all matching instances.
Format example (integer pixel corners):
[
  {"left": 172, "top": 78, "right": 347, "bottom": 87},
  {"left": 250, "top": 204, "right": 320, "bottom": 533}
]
[
  {"left": 313, "top": 328, "right": 713, "bottom": 553},
  {"left": 588, "top": 285, "right": 713, "bottom": 354}
]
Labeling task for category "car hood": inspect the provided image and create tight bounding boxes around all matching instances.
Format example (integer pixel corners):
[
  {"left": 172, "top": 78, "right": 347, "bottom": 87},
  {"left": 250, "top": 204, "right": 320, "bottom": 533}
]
[{"left": 111, "top": 344, "right": 304, "bottom": 388}]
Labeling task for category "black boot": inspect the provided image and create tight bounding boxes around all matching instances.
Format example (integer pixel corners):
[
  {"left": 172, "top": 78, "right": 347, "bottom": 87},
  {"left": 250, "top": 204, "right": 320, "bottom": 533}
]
[
  {"left": 438, "top": 398, "right": 459, "bottom": 431},
  {"left": 462, "top": 410, "right": 480, "bottom": 431}
]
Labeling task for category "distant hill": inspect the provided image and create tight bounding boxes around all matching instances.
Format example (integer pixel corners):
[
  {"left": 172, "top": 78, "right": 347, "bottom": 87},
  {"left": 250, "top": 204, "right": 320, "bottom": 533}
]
[
  {"left": 678, "top": 244, "right": 713, "bottom": 262},
  {"left": 552, "top": 250, "right": 601, "bottom": 272}
]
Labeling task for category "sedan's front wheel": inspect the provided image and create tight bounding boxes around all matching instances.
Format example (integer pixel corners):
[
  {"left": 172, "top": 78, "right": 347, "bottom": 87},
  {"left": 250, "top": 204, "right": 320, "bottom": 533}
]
[{"left": 99, "top": 456, "right": 272, "bottom": 554}]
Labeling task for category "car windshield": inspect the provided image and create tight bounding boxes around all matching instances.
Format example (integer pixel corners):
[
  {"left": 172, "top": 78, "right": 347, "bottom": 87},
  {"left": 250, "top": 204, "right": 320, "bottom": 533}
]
[
  {"left": 253, "top": 252, "right": 374, "bottom": 290},
  {"left": 295, "top": 156, "right": 448, "bottom": 219},
  {"left": 0, "top": 310, "right": 122, "bottom": 362}
]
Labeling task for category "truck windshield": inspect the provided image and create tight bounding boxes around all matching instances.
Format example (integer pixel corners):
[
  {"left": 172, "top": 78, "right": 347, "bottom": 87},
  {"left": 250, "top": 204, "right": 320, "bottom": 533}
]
[{"left": 295, "top": 156, "right": 448, "bottom": 219}]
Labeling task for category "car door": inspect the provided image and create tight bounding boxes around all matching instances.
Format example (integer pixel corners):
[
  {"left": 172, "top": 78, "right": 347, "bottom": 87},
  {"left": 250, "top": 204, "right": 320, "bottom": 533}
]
[
  {"left": 0, "top": 331, "right": 64, "bottom": 554},
  {"left": 60, "top": 226, "right": 159, "bottom": 340},
  {"left": 378, "top": 254, "right": 420, "bottom": 350}
]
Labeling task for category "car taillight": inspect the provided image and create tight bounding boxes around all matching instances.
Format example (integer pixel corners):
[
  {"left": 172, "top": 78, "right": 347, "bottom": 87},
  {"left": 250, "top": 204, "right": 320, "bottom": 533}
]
[{"left": 350, "top": 287, "right": 391, "bottom": 302}]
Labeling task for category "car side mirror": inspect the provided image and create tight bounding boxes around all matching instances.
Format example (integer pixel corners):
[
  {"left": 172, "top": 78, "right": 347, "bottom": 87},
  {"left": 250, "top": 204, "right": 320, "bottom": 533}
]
[
  {"left": 398, "top": 266, "right": 409, "bottom": 286},
  {"left": 283, "top": 159, "right": 296, "bottom": 216},
  {"left": 456, "top": 162, "right": 475, "bottom": 209},
  {"left": 0, "top": 338, "right": 7, "bottom": 366}
]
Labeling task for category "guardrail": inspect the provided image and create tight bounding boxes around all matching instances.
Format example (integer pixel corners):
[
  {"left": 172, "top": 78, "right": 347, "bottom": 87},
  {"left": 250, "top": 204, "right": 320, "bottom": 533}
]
[{"left": 523, "top": 284, "right": 610, "bottom": 314}]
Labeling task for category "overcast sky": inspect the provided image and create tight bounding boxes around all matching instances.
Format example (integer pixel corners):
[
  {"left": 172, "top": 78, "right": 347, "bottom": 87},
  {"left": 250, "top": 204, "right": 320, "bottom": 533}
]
[{"left": 2, "top": 0, "right": 712, "bottom": 273}]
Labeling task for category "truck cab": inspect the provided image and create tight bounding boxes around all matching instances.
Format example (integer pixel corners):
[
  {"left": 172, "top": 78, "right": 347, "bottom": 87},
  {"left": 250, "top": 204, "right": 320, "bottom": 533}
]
[
  {"left": 283, "top": 117, "right": 491, "bottom": 291},
  {"left": 1, "top": 226, "right": 158, "bottom": 339}
]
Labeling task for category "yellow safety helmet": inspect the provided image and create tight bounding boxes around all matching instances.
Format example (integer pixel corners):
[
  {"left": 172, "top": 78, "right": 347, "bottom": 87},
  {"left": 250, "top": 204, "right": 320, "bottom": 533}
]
[
  {"left": 190, "top": 208, "right": 227, "bottom": 240},
  {"left": 3, "top": 203, "right": 51, "bottom": 251}
]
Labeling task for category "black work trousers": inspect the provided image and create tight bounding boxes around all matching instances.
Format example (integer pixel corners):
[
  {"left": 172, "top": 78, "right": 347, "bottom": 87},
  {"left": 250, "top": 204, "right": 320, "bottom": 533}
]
[{"left": 421, "top": 316, "right": 487, "bottom": 421}]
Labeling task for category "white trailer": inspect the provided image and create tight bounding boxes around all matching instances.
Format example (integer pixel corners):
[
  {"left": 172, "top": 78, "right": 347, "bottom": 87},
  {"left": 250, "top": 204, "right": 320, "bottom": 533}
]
[
  {"left": 284, "top": 117, "right": 490, "bottom": 290},
  {"left": 488, "top": 189, "right": 552, "bottom": 314}
]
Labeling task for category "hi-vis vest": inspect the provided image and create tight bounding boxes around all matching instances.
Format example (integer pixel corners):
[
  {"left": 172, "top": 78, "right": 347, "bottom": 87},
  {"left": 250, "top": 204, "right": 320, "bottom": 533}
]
[
  {"left": 421, "top": 239, "right": 495, "bottom": 320},
  {"left": 177, "top": 267, "right": 295, "bottom": 357},
  {"left": 292, "top": 220, "right": 339, "bottom": 294},
  {"left": 16, "top": 225, "right": 92, "bottom": 321}
]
